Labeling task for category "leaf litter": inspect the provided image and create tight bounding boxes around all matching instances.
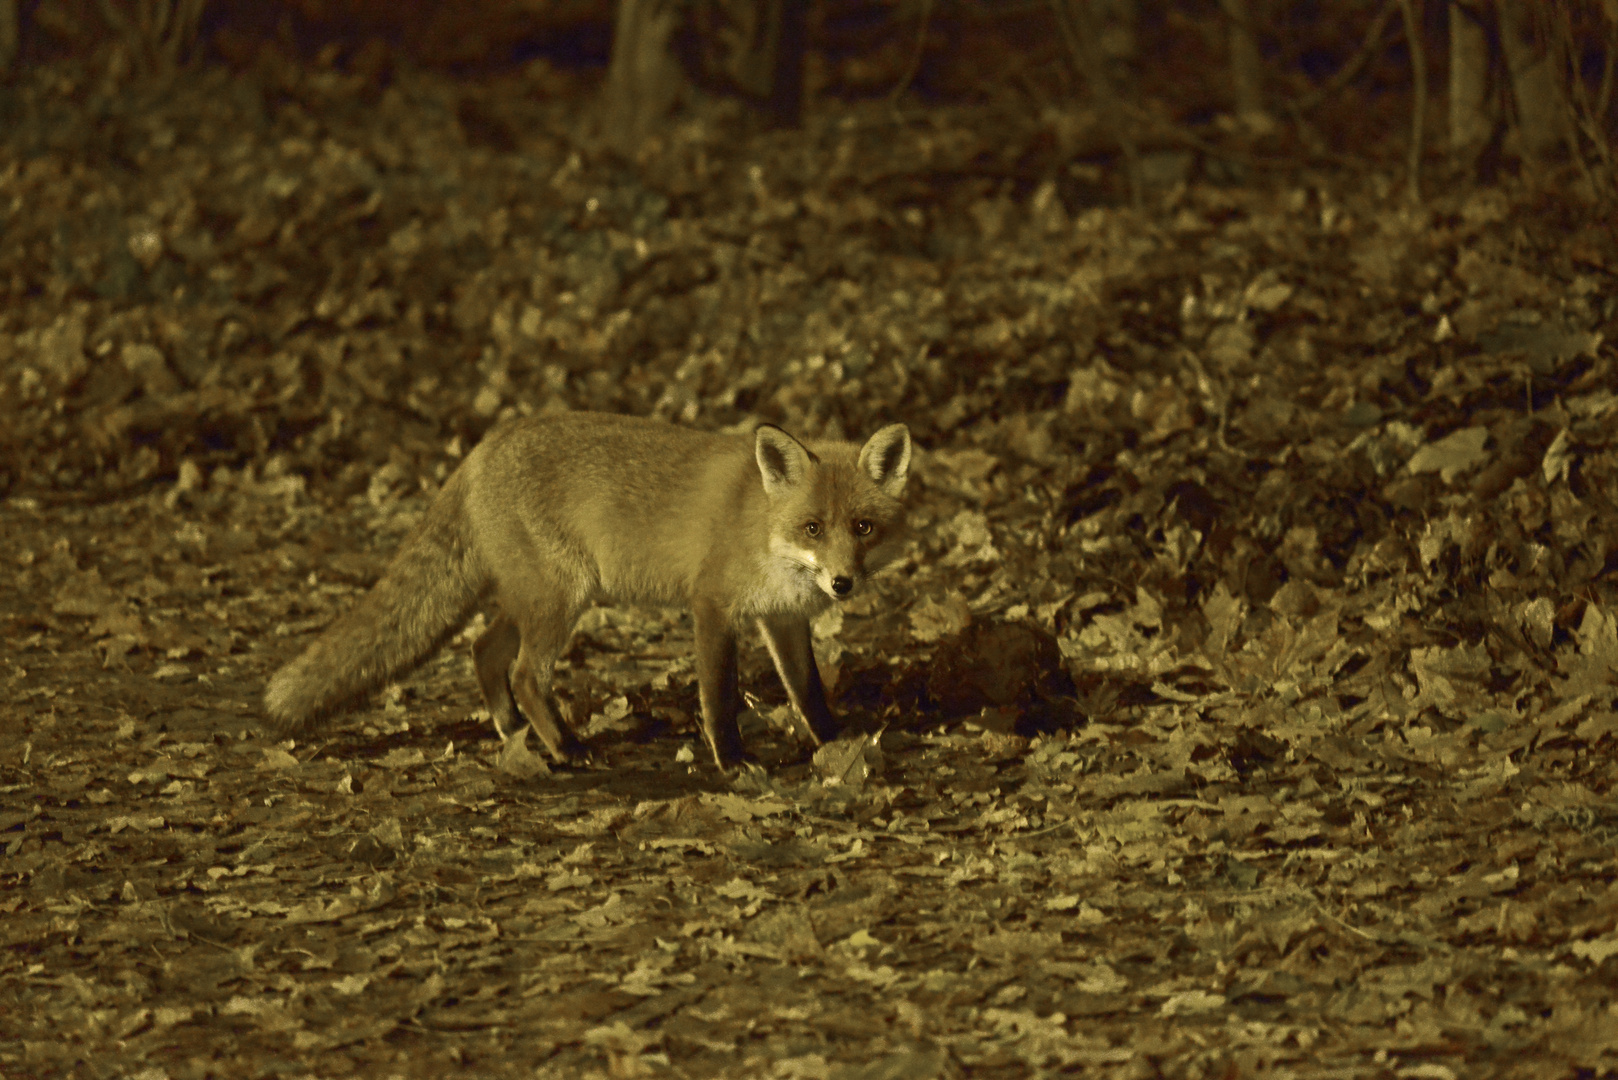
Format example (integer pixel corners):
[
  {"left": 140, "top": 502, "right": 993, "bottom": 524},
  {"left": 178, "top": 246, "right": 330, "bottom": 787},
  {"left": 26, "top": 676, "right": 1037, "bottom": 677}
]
[{"left": 1, "top": 48, "right": 1618, "bottom": 1080}]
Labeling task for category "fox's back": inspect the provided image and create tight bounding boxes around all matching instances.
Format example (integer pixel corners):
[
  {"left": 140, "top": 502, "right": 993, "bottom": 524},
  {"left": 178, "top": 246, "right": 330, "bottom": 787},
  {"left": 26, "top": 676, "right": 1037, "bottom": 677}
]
[{"left": 462, "top": 413, "right": 759, "bottom": 602}]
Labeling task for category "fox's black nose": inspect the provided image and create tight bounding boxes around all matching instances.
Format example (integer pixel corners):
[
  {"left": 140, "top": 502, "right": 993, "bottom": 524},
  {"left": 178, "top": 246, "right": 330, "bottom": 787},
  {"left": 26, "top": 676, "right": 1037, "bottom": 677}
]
[{"left": 831, "top": 576, "right": 853, "bottom": 597}]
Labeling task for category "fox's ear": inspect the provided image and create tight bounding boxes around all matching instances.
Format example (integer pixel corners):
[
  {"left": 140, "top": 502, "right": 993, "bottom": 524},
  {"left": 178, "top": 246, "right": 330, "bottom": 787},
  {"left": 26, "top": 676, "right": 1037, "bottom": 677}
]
[
  {"left": 859, "top": 424, "right": 911, "bottom": 498},
  {"left": 755, "top": 425, "right": 813, "bottom": 496}
]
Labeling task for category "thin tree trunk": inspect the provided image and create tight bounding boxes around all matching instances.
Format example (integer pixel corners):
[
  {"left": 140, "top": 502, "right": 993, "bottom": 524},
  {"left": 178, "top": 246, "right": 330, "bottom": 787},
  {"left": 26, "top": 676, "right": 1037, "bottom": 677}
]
[
  {"left": 1496, "top": 0, "right": 1571, "bottom": 163},
  {"left": 1218, "top": 0, "right": 1272, "bottom": 131},
  {"left": 1447, "top": 0, "right": 1492, "bottom": 167},
  {"left": 1051, "top": 0, "right": 1142, "bottom": 206},
  {"left": 765, "top": 0, "right": 807, "bottom": 127},
  {"left": 0, "top": 0, "right": 16, "bottom": 76},
  {"left": 604, "top": 0, "right": 685, "bottom": 156},
  {"left": 727, "top": 0, "right": 807, "bottom": 127},
  {"left": 1397, "top": 0, "right": 1427, "bottom": 201}
]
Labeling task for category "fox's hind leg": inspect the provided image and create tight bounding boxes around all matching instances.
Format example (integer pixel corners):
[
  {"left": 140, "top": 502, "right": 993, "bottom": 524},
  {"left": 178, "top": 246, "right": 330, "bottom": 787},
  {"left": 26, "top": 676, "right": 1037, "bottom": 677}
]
[
  {"left": 471, "top": 614, "right": 524, "bottom": 740},
  {"left": 694, "top": 599, "right": 754, "bottom": 771},
  {"left": 506, "top": 598, "right": 593, "bottom": 766}
]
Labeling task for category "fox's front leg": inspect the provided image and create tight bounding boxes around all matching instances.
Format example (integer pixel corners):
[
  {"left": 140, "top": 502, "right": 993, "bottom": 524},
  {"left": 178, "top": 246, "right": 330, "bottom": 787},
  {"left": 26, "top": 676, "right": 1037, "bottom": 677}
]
[
  {"left": 472, "top": 614, "right": 524, "bottom": 740},
  {"left": 756, "top": 615, "right": 839, "bottom": 745},
  {"left": 693, "top": 600, "right": 752, "bottom": 771}
]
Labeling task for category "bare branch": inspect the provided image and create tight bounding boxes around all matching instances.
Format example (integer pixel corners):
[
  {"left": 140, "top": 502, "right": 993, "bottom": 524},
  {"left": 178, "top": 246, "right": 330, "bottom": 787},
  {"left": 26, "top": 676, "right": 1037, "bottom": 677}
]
[
  {"left": 1295, "top": 0, "right": 1399, "bottom": 115},
  {"left": 889, "top": 0, "right": 936, "bottom": 107}
]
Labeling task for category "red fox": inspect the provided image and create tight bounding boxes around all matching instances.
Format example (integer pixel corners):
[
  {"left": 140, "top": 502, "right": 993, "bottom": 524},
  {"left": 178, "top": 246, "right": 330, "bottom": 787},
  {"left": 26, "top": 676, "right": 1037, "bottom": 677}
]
[{"left": 264, "top": 412, "right": 912, "bottom": 771}]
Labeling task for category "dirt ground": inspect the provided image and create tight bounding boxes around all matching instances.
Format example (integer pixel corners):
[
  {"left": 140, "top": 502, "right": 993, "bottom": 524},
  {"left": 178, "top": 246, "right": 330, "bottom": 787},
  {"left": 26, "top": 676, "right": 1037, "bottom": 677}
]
[{"left": 4, "top": 43, "right": 1618, "bottom": 1080}]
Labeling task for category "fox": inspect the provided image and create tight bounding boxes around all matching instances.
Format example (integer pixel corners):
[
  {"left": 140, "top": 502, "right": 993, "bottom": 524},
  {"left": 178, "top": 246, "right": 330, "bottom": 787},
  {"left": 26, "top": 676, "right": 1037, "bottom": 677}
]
[{"left": 263, "top": 411, "right": 912, "bottom": 772}]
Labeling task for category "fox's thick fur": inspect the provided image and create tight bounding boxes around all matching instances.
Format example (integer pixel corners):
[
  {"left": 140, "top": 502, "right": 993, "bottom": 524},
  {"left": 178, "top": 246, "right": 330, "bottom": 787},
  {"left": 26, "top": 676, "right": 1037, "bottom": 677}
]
[
  {"left": 264, "top": 480, "right": 483, "bottom": 727},
  {"left": 264, "top": 411, "right": 911, "bottom": 770}
]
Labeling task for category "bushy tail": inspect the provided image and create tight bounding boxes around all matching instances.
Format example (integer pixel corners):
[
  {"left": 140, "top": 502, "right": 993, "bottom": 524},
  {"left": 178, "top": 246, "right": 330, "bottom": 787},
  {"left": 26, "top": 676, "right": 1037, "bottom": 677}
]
[{"left": 264, "top": 486, "right": 484, "bottom": 733}]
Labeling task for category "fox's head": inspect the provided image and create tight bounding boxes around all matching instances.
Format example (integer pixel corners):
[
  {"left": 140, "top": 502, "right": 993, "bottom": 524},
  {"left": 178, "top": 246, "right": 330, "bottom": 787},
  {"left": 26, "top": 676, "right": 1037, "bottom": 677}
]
[{"left": 755, "top": 422, "right": 912, "bottom": 606}]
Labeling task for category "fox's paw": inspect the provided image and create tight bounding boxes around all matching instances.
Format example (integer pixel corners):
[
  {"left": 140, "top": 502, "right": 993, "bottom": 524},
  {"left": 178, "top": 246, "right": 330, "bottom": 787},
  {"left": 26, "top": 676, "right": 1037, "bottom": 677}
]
[
  {"left": 713, "top": 750, "right": 764, "bottom": 777},
  {"left": 519, "top": 718, "right": 594, "bottom": 768},
  {"left": 495, "top": 728, "right": 551, "bottom": 779},
  {"left": 725, "top": 756, "right": 772, "bottom": 794},
  {"left": 535, "top": 727, "right": 595, "bottom": 769},
  {"left": 554, "top": 741, "right": 596, "bottom": 769},
  {"left": 496, "top": 727, "right": 594, "bottom": 776},
  {"left": 490, "top": 711, "right": 526, "bottom": 742}
]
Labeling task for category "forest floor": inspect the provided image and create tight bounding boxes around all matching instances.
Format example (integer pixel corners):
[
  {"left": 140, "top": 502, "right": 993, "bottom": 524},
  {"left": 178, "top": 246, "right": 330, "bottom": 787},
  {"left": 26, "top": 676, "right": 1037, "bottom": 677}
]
[{"left": 3, "top": 52, "right": 1618, "bottom": 1080}]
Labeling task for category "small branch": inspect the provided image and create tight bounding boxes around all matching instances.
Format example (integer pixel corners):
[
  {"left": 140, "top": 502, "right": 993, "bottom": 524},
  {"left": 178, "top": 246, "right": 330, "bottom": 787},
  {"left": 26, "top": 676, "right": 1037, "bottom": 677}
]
[
  {"left": 1550, "top": 0, "right": 1612, "bottom": 183},
  {"left": 1598, "top": 11, "right": 1617, "bottom": 122},
  {"left": 162, "top": 0, "right": 206, "bottom": 72},
  {"left": 888, "top": 0, "right": 935, "bottom": 106},
  {"left": 93, "top": 0, "right": 205, "bottom": 74},
  {"left": 1294, "top": 0, "right": 1398, "bottom": 114},
  {"left": 95, "top": 0, "right": 131, "bottom": 36}
]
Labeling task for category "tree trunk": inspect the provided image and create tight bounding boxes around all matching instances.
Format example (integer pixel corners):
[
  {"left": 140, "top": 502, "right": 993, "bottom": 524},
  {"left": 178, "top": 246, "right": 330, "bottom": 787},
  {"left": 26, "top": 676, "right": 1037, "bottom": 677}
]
[
  {"left": 1496, "top": 0, "right": 1571, "bottom": 163},
  {"left": 1396, "top": 0, "right": 1427, "bottom": 202},
  {"left": 1447, "top": 0, "right": 1492, "bottom": 167},
  {"left": 1052, "top": 0, "right": 1143, "bottom": 205},
  {"left": 764, "top": 0, "right": 807, "bottom": 128},
  {"left": 703, "top": 0, "right": 808, "bottom": 128},
  {"left": 604, "top": 0, "right": 686, "bottom": 156},
  {"left": 1219, "top": 0, "right": 1272, "bottom": 131},
  {"left": 0, "top": 0, "right": 16, "bottom": 76},
  {"left": 717, "top": 0, "right": 807, "bottom": 127}
]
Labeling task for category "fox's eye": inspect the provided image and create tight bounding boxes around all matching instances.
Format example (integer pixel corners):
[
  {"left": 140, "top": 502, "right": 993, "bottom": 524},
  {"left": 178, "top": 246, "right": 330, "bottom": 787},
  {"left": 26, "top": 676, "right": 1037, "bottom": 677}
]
[
  {"left": 804, "top": 521, "right": 822, "bottom": 538},
  {"left": 853, "top": 520, "right": 873, "bottom": 537}
]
